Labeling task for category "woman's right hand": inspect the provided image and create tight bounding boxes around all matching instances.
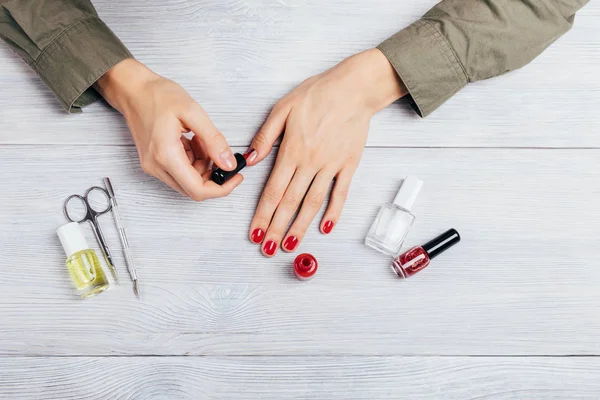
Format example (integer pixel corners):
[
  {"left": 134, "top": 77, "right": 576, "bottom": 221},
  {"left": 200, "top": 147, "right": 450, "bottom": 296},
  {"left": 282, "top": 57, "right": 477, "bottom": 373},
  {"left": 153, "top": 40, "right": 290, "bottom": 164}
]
[{"left": 95, "top": 59, "right": 243, "bottom": 201}]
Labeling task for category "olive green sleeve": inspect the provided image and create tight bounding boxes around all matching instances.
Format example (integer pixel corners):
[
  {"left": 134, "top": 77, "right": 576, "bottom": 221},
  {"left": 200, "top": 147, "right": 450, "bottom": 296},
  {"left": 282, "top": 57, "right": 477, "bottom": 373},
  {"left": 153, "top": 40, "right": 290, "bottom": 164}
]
[
  {"left": 0, "top": 0, "right": 132, "bottom": 113},
  {"left": 377, "top": 0, "right": 590, "bottom": 117}
]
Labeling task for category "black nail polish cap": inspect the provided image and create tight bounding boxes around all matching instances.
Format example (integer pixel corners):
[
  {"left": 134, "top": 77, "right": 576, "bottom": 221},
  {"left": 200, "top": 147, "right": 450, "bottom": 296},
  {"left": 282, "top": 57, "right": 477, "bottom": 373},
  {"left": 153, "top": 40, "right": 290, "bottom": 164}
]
[
  {"left": 422, "top": 229, "right": 461, "bottom": 259},
  {"left": 210, "top": 153, "right": 247, "bottom": 185}
]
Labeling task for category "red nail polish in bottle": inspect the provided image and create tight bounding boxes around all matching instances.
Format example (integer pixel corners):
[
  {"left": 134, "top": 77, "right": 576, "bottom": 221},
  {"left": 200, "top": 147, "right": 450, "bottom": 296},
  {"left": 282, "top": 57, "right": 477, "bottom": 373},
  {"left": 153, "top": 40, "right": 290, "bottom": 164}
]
[
  {"left": 392, "top": 229, "right": 460, "bottom": 279},
  {"left": 294, "top": 253, "right": 318, "bottom": 281}
]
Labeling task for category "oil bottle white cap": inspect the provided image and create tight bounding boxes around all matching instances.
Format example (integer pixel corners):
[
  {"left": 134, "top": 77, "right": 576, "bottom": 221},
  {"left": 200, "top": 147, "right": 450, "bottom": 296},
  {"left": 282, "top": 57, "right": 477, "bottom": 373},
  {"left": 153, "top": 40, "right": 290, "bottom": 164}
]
[
  {"left": 393, "top": 176, "right": 423, "bottom": 211},
  {"left": 57, "top": 222, "right": 90, "bottom": 257}
]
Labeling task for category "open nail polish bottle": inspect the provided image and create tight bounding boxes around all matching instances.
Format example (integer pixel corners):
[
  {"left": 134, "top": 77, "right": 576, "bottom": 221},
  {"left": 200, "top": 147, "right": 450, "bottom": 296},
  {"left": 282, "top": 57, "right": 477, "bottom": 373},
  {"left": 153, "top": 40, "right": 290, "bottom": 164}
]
[
  {"left": 365, "top": 176, "right": 423, "bottom": 257},
  {"left": 294, "top": 253, "right": 318, "bottom": 281},
  {"left": 392, "top": 229, "right": 460, "bottom": 279}
]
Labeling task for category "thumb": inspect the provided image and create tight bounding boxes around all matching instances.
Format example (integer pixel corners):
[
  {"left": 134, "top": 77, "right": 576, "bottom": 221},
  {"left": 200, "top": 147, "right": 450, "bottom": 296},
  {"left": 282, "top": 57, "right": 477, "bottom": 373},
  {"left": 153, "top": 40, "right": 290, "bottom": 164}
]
[
  {"left": 182, "top": 103, "right": 237, "bottom": 171},
  {"left": 247, "top": 101, "right": 291, "bottom": 166}
]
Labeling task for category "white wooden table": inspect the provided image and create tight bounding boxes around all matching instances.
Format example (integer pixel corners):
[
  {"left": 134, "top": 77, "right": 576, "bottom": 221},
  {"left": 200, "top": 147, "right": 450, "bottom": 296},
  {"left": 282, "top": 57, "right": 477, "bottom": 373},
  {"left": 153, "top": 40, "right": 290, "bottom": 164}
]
[{"left": 1, "top": 1, "right": 599, "bottom": 398}]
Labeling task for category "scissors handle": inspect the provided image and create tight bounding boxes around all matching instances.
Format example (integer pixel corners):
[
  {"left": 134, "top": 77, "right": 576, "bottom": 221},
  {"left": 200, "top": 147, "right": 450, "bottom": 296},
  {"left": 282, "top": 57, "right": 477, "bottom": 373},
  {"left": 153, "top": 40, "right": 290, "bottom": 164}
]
[
  {"left": 63, "top": 194, "right": 88, "bottom": 223},
  {"left": 85, "top": 186, "right": 112, "bottom": 215},
  {"left": 64, "top": 187, "right": 111, "bottom": 223}
]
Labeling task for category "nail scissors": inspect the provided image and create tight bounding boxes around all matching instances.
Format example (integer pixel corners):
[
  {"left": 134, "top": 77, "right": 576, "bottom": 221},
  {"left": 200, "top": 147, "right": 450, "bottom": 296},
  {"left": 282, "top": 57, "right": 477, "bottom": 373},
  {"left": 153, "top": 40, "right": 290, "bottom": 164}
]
[{"left": 63, "top": 187, "right": 119, "bottom": 282}]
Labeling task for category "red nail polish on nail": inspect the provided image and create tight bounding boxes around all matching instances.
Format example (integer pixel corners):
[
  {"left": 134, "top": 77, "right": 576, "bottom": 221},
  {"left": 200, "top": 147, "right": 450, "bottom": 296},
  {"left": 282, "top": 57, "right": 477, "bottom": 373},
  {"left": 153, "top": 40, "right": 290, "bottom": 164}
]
[
  {"left": 263, "top": 240, "right": 277, "bottom": 256},
  {"left": 283, "top": 236, "right": 298, "bottom": 251},
  {"left": 294, "top": 253, "right": 318, "bottom": 281},
  {"left": 250, "top": 228, "right": 265, "bottom": 244},
  {"left": 323, "top": 220, "right": 334, "bottom": 234},
  {"left": 243, "top": 149, "right": 258, "bottom": 164},
  {"left": 243, "top": 148, "right": 254, "bottom": 159}
]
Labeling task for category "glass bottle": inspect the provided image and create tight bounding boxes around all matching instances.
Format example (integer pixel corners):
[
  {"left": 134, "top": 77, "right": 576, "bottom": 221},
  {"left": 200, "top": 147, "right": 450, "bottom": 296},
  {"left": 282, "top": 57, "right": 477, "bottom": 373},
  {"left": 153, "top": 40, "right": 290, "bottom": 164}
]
[
  {"left": 365, "top": 176, "right": 423, "bottom": 257},
  {"left": 293, "top": 253, "right": 318, "bottom": 281},
  {"left": 57, "top": 222, "right": 109, "bottom": 298},
  {"left": 392, "top": 229, "right": 461, "bottom": 279}
]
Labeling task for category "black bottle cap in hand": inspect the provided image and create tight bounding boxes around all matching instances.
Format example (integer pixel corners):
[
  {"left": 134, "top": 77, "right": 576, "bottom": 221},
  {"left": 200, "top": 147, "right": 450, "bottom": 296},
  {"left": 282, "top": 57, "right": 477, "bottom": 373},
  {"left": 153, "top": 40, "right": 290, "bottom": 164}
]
[{"left": 210, "top": 153, "right": 247, "bottom": 185}]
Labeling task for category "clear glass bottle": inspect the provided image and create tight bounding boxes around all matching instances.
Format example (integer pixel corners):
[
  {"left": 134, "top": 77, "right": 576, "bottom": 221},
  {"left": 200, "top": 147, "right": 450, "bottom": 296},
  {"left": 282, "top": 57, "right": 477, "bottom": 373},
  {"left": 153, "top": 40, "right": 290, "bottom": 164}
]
[
  {"left": 365, "top": 176, "right": 423, "bottom": 257},
  {"left": 57, "top": 222, "right": 109, "bottom": 298}
]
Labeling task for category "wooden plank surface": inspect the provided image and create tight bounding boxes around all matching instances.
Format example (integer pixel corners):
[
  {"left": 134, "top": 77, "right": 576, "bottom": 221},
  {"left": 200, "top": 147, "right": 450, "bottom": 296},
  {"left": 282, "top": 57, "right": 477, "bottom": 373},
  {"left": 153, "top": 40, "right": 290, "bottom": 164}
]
[
  {"left": 0, "top": 0, "right": 599, "bottom": 147},
  {"left": 1, "top": 356, "right": 600, "bottom": 399},
  {"left": 2, "top": 0, "right": 600, "bottom": 398},
  {"left": 1, "top": 146, "right": 599, "bottom": 357}
]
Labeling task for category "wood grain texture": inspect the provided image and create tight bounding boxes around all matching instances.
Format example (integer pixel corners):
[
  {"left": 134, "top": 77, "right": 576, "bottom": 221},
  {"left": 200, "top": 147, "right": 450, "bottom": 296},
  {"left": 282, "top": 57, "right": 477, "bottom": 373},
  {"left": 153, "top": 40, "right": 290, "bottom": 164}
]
[
  {"left": 1, "top": 356, "right": 600, "bottom": 400},
  {"left": 0, "top": 0, "right": 599, "bottom": 147},
  {"left": 0, "top": 146, "right": 599, "bottom": 356},
  {"left": 2, "top": 0, "right": 600, "bottom": 397}
]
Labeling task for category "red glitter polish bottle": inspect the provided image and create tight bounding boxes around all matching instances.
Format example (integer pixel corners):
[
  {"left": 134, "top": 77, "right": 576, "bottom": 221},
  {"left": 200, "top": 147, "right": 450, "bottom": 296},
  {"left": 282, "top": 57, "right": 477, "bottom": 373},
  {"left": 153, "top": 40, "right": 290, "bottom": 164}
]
[
  {"left": 294, "top": 253, "right": 318, "bottom": 281},
  {"left": 392, "top": 229, "right": 460, "bottom": 279}
]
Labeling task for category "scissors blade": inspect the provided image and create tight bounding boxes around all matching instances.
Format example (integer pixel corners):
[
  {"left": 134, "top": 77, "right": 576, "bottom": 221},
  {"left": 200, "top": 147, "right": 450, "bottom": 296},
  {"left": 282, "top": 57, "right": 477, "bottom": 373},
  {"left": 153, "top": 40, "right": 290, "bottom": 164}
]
[
  {"left": 107, "top": 263, "right": 120, "bottom": 284},
  {"left": 89, "top": 219, "right": 119, "bottom": 283}
]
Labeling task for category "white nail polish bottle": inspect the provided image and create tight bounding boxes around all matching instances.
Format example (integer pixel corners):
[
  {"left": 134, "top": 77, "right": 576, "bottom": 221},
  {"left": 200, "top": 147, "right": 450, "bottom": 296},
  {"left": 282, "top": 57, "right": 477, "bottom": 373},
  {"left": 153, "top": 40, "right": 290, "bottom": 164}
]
[{"left": 365, "top": 176, "right": 423, "bottom": 257}]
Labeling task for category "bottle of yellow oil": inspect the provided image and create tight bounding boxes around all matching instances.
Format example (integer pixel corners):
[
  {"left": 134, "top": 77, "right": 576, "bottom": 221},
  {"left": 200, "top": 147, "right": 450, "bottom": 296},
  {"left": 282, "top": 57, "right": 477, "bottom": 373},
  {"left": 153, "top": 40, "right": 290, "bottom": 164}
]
[{"left": 57, "top": 222, "right": 109, "bottom": 298}]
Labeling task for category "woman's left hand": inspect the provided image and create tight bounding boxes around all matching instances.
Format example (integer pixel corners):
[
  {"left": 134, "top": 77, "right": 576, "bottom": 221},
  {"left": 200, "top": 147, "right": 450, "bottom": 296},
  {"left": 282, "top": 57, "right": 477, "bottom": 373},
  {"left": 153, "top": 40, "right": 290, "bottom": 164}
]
[{"left": 245, "top": 49, "right": 407, "bottom": 256}]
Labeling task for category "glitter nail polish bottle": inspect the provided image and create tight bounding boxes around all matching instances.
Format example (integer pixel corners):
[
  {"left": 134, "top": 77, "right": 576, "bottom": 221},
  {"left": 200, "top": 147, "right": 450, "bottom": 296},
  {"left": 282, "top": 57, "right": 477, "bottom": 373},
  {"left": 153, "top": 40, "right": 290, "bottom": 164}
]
[
  {"left": 365, "top": 176, "right": 423, "bottom": 257},
  {"left": 392, "top": 229, "right": 460, "bottom": 279}
]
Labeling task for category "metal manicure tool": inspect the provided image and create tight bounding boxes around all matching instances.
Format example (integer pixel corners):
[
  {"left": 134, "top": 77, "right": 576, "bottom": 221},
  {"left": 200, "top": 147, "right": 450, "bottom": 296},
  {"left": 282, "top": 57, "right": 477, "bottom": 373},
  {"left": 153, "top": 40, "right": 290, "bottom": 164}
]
[
  {"left": 103, "top": 177, "right": 141, "bottom": 299},
  {"left": 63, "top": 187, "right": 119, "bottom": 283}
]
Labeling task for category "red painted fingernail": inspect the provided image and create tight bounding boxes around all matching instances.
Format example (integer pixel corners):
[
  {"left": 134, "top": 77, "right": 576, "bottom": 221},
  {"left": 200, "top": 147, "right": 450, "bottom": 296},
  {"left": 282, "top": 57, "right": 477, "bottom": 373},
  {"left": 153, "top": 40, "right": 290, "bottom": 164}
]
[
  {"left": 323, "top": 220, "right": 334, "bottom": 234},
  {"left": 243, "top": 148, "right": 258, "bottom": 163},
  {"left": 250, "top": 228, "right": 265, "bottom": 244},
  {"left": 283, "top": 236, "right": 298, "bottom": 251},
  {"left": 263, "top": 240, "right": 277, "bottom": 256}
]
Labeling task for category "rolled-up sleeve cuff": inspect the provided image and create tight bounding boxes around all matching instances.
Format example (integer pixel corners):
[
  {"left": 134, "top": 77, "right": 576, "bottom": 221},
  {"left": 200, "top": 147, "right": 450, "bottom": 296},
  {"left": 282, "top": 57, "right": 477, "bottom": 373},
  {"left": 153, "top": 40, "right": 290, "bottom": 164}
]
[
  {"left": 377, "top": 19, "right": 468, "bottom": 117},
  {"left": 33, "top": 17, "right": 132, "bottom": 113}
]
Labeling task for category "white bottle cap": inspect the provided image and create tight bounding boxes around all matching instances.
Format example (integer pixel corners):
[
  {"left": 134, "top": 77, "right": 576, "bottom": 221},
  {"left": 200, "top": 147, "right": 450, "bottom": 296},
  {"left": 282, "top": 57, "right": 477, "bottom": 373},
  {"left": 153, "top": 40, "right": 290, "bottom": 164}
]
[
  {"left": 393, "top": 176, "right": 423, "bottom": 211},
  {"left": 57, "top": 222, "right": 90, "bottom": 257}
]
